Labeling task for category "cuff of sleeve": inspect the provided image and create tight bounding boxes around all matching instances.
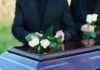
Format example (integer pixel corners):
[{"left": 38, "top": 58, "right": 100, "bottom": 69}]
[{"left": 64, "top": 29, "right": 77, "bottom": 41}]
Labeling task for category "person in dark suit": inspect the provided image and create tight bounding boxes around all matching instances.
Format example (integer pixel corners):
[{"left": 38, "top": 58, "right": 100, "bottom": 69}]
[
  {"left": 70, "top": 0, "right": 100, "bottom": 39},
  {"left": 12, "top": 0, "right": 77, "bottom": 46}
]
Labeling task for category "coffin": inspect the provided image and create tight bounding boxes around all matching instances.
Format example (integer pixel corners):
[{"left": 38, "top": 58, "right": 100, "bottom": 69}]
[{"left": 0, "top": 40, "right": 100, "bottom": 70}]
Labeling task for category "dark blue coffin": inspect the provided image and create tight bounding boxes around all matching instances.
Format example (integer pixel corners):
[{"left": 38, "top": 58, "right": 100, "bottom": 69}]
[{"left": 0, "top": 40, "right": 100, "bottom": 70}]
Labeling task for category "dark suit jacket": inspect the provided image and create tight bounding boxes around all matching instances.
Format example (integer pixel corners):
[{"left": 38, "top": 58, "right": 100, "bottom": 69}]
[
  {"left": 12, "top": 0, "right": 77, "bottom": 45},
  {"left": 70, "top": 0, "right": 100, "bottom": 39}
]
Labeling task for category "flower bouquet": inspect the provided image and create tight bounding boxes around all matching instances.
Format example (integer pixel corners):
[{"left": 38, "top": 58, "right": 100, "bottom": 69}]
[
  {"left": 25, "top": 26, "right": 63, "bottom": 54},
  {"left": 82, "top": 14, "right": 98, "bottom": 40}
]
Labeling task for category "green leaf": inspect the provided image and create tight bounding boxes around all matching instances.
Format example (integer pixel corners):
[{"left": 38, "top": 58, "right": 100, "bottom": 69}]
[
  {"left": 55, "top": 35, "right": 62, "bottom": 43},
  {"left": 49, "top": 42, "right": 56, "bottom": 48},
  {"left": 53, "top": 37, "right": 61, "bottom": 44},
  {"left": 57, "top": 35, "right": 62, "bottom": 39},
  {"left": 37, "top": 46, "right": 41, "bottom": 51},
  {"left": 25, "top": 33, "right": 33, "bottom": 41},
  {"left": 82, "top": 32, "right": 91, "bottom": 39},
  {"left": 34, "top": 45, "right": 44, "bottom": 53},
  {"left": 32, "top": 33, "right": 41, "bottom": 38},
  {"left": 47, "top": 26, "right": 53, "bottom": 36},
  {"left": 47, "top": 36, "right": 54, "bottom": 41},
  {"left": 49, "top": 43, "right": 61, "bottom": 52},
  {"left": 25, "top": 33, "right": 41, "bottom": 42},
  {"left": 49, "top": 42, "right": 61, "bottom": 51},
  {"left": 91, "top": 32, "right": 96, "bottom": 38},
  {"left": 96, "top": 31, "right": 100, "bottom": 35},
  {"left": 83, "top": 31, "right": 96, "bottom": 39}
]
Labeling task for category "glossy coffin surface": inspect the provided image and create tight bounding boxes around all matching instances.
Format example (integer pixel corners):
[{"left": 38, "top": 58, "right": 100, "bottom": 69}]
[
  {"left": 0, "top": 40, "right": 100, "bottom": 70},
  {"left": 9, "top": 40, "right": 100, "bottom": 61},
  {"left": 0, "top": 51, "right": 100, "bottom": 70}
]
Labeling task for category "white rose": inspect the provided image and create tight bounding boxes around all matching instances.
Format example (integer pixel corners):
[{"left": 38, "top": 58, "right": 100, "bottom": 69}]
[
  {"left": 40, "top": 39, "right": 50, "bottom": 49},
  {"left": 28, "top": 37, "right": 39, "bottom": 47},
  {"left": 92, "top": 14, "right": 98, "bottom": 22},
  {"left": 88, "top": 26, "right": 95, "bottom": 32},
  {"left": 81, "top": 24, "right": 89, "bottom": 32},
  {"left": 35, "top": 32, "right": 43, "bottom": 37},
  {"left": 31, "top": 35, "right": 37, "bottom": 39},
  {"left": 86, "top": 14, "right": 93, "bottom": 23},
  {"left": 81, "top": 24, "right": 95, "bottom": 32}
]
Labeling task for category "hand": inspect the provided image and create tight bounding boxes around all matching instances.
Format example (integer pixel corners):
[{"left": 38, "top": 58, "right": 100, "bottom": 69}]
[
  {"left": 55, "top": 30, "right": 65, "bottom": 42},
  {"left": 81, "top": 24, "right": 95, "bottom": 32}
]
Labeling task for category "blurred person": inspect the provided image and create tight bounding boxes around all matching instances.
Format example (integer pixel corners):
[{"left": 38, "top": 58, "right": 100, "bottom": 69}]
[
  {"left": 12, "top": 0, "right": 77, "bottom": 46},
  {"left": 70, "top": 0, "right": 100, "bottom": 39}
]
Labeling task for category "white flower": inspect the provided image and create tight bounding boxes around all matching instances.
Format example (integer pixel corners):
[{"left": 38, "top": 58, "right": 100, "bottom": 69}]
[
  {"left": 31, "top": 35, "right": 37, "bottom": 39},
  {"left": 35, "top": 32, "right": 43, "bottom": 37},
  {"left": 55, "top": 30, "right": 64, "bottom": 42},
  {"left": 86, "top": 14, "right": 98, "bottom": 23},
  {"left": 40, "top": 39, "right": 50, "bottom": 49},
  {"left": 88, "top": 26, "right": 95, "bottom": 32},
  {"left": 92, "top": 14, "right": 98, "bottom": 22},
  {"left": 86, "top": 14, "right": 93, "bottom": 23},
  {"left": 28, "top": 37, "right": 39, "bottom": 47},
  {"left": 81, "top": 24, "right": 95, "bottom": 32}
]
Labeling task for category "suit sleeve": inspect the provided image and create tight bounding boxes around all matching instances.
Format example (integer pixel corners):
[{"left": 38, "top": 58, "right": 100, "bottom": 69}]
[
  {"left": 62, "top": 0, "right": 78, "bottom": 41},
  {"left": 96, "top": 0, "right": 100, "bottom": 30},
  {"left": 12, "top": 0, "right": 30, "bottom": 44}
]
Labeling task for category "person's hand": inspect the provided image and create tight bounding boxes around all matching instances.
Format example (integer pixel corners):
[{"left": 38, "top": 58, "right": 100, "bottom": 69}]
[
  {"left": 81, "top": 24, "right": 95, "bottom": 32},
  {"left": 55, "top": 30, "right": 65, "bottom": 42}
]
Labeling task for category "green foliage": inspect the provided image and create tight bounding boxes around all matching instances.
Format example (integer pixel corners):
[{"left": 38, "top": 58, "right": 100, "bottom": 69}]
[
  {"left": 45, "top": 26, "right": 62, "bottom": 51},
  {"left": 0, "top": 21, "right": 22, "bottom": 54},
  {"left": 45, "top": 26, "right": 62, "bottom": 44},
  {"left": 47, "top": 26, "right": 53, "bottom": 36},
  {"left": 49, "top": 42, "right": 61, "bottom": 52},
  {"left": 83, "top": 31, "right": 96, "bottom": 40},
  {"left": 26, "top": 26, "right": 62, "bottom": 53},
  {"left": 25, "top": 33, "right": 41, "bottom": 41}
]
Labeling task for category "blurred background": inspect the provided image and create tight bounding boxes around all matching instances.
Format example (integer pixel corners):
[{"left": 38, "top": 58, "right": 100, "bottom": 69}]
[
  {"left": 0, "top": 0, "right": 22, "bottom": 53},
  {"left": 0, "top": 0, "right": 71, "bottom": 53}
]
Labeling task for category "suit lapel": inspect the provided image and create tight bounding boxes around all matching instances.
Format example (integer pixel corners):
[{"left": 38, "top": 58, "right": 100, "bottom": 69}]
[
  {"left": 29, "top": 0, "right": 54, "bottom": 29},
  {"left": 40, "top": 0, "right": 54, "bottom": 29}
]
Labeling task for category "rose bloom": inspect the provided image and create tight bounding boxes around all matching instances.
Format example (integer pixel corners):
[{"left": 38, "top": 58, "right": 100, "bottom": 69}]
[
  {"left": 86, "top": 14, "right": 93, "bottom": 23},
  {"left": 35, "top": 32, "right": 43, "bottom": 37},
  {"left": 55, "top": 30, "right": 64, "bottom": 42},
  {"left": 40, "top": 39, "right": 50, "bottom": 49},
  {"left": 81, "top": 24, "right": 95, "bottom": 32},
  {"left": 92, "top": 14, "right": 98, "bottom": 22},
  {"left": 28, "top": 37, "right": 39, "bottom": 47},
  {"left": 88, "top": 25, "right": 95, "bottom": 32}
]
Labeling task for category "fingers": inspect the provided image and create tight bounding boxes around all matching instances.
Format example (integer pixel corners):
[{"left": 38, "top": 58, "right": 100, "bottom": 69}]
[{"left": 81, "top": 24, "right": 95, "bottom": 32}]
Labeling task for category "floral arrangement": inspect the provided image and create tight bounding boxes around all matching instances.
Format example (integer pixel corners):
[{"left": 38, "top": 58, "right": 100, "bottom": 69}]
[
  {"left": 82, "top": 14, "right": 98, "bottom": 39},
  {"left": 25, "top": 26, "right": 63, "bottom": 53}
]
